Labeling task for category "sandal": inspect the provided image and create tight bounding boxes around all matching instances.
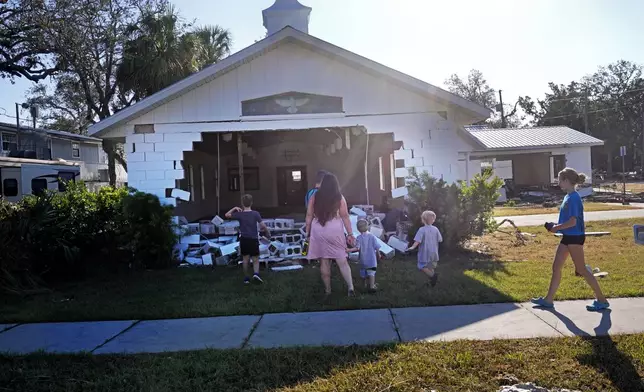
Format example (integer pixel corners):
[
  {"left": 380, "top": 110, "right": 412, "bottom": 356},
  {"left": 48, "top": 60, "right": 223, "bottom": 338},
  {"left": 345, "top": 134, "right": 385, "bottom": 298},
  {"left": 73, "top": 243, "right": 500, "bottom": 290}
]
[
  {"left": 586, "top": 300, "right": 610, "bottom": 312},
  {"left": 530, "top": 297, "right": 554, "bottom": 309}
]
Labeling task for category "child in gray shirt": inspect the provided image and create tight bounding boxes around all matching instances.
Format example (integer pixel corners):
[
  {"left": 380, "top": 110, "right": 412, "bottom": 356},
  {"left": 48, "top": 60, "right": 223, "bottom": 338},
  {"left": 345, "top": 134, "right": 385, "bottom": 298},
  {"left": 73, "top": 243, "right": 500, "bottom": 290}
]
[
  {"left": 348, "top": 219, "right": 381, "bottom": 293},
  {"left": 407, "top": 211, "right": 442, "bottom": 287}
]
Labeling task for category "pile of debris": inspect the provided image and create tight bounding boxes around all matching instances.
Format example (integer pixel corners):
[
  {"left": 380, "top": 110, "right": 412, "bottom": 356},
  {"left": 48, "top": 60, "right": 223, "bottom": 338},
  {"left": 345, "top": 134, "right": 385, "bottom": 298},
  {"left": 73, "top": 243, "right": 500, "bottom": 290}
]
[
  {"left": 498, "top": 383, "right": 580, "bottom": 392},
  {"left": 171, "top": 204, "right": 414, "bottom": 267}
]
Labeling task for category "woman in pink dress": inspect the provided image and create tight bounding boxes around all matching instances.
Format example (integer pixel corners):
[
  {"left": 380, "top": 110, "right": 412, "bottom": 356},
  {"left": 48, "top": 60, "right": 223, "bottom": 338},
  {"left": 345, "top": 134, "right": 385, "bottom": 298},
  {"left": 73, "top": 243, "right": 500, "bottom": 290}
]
[{"left": 305, "top": 172, "right": 356, "bottom": 296}]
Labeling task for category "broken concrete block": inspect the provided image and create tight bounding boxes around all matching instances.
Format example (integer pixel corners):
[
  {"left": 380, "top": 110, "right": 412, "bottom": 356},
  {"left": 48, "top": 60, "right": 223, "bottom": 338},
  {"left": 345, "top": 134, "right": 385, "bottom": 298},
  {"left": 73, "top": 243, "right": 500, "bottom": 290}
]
[
  {"left": 171, "top": 189, "right": 191, "bottom": 201},
  {"left": 350, "top": 207, "right": 368, "bottom": 217},
  {"left": 218, "top": 221, "right": 240, "bottom": 235},
  {"left": 348, "top": 215, "right": 359, "bottom": 235},
  {"left": 274, "top": 219, "right": 295, "bottom": 229},
  {"left": 215, "top": 255, "right": 230, "bottom": 266},
  {"left": 259, "top": 244, "right": 270, "bottom": 255},
  {"left": 202, "top": 254, "right": 213, "bottom": 266},
  {"left": 271, "top": 265, "right": 304, "bottom": 272},
  {"left": 280, "top": 245, "right": 302, "bottom": 257},
  {"left": 201, "top": 240, "right": 221, "bottom": 254},
  {"left": 352, "top": 205, "right": 374, "bottom": 215},
  {"left": 376, "top": 237, "right": 395, "bottom": 259},
  {"left": 635, "top": 224, "right": 644, "bottom": 245},
  {"left": 391, "top": 186, "right": 409, "bottom": 199},
  {"left": 269, "top": 241, "right": 286, "bottom": 255},
  {"left": 211, "top": 215, "right": 224, "bottom": 226},
  {"left": 370, "top": 226, "right": 384, "bottom": 239},
  {"left": 370, "top": 217, "right": 383, "bottom": 228},
  {"left": 200, "top": 222, "right": 216, "bottom": 235},
  {"left": 186, "top": 223, "right": 200, "bottom": 234},
  {"left": 387, "top": 236, "right": 408, "bottom": 253},
  {"left": 220, "top": 242, "right": 239, "bottom": 257},
  {"left": 299, "top": 225, "right": 307, "bottom": 236},
  {"left": 217, "top": 236, "right": 237, "bottom": 244},
  {"left": 180, "top": 235, "right": 201, "bottom": 245},
  {"left": 185, "top": 257, "right": 203, "bottom": 266}
]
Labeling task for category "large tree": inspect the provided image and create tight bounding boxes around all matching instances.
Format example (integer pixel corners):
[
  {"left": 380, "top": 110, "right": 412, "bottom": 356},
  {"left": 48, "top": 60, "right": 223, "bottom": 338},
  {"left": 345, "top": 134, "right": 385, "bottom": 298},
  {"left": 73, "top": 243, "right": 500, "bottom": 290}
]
[
  {"left": 0, "top": 0, "right": 58, "bottom": 82},
  {"left": 520, "top": 60, "right": 644, "bottom": 175},
  {"left": 445, "top": 69, "right": 521, "bottom": 128},
  {"left": 116, "top": 6, "right": 231, "bottom": 100},
  {"left": 17, "top": 0, "right": 231, "bottom": 185}
]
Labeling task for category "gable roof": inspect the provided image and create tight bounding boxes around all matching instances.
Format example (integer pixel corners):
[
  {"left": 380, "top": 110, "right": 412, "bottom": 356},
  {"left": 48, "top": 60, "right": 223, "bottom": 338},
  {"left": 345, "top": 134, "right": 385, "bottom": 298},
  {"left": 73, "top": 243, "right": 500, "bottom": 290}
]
[
  {"left": 465, "top": 125, "right": 604, "bottom": 150},
  {"left": 0, "top": 122, "right": 102, "bottom": 143},
  {"left": 89, "top": 27, "right": 491, "bottom": 137}
]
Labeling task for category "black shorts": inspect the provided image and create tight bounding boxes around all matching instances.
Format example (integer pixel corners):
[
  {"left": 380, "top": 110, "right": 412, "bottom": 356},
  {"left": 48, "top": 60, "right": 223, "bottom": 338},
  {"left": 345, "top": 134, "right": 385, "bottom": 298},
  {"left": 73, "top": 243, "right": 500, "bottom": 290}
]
[
  {"left": 560, "top": 235, "right": 586, "bottom": 246},
  {"left": 239, "top": 237, "right": 260, "bottom": 256}
]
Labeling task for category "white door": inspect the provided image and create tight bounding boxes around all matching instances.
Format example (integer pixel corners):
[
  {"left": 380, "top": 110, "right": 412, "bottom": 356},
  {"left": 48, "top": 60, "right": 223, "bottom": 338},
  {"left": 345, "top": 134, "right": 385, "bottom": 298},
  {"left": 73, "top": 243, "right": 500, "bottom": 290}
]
[{"left": 0, "top": 168, "right": 22, "bottom": 203}]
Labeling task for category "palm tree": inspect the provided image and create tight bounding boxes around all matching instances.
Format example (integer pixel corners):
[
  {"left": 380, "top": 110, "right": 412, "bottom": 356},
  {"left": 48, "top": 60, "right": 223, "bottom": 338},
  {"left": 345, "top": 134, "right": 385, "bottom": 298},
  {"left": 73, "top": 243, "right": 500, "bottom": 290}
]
[{"left": 117, "top": 6, "right": 232, "bottom": 99}]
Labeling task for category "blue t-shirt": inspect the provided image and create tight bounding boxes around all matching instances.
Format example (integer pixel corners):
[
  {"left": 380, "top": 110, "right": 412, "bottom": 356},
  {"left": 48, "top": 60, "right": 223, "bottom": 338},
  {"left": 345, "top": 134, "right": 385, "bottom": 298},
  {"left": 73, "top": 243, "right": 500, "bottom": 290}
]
[
  {"left": 558, "top": 191, "right": 585, "bottom": 236},
  {"left": 231, "top": 210, "right": 262, "bottom": 239},
  {"left": 305, "top": 188, "right": 318, "bottom": 208},
  {"left": 355, "top": 232, "right": 381, "bottom": 269}
]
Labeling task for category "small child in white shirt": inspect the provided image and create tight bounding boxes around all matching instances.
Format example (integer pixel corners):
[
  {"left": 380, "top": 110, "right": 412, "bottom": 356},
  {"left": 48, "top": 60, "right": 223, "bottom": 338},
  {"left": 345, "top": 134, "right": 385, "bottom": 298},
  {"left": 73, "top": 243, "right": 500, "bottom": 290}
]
[{"left": 406, "top": 211, "right": 442, "bottom": 287}]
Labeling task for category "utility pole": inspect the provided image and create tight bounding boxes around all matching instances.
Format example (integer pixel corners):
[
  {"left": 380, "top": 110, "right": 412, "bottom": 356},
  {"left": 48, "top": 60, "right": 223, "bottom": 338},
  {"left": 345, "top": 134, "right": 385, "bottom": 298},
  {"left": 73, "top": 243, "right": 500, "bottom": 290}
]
[
  {"left": 583, "top": 88, "right": 590, "bottom": 135},
  {"left": 641, "top": 109, "right": 644, "bottom": 179},
  {"left": 498, "top": 90, "right": 506, "bottom": 128},
  {"left": 14, "top": 103, "right": 21, "bottom": 150}
]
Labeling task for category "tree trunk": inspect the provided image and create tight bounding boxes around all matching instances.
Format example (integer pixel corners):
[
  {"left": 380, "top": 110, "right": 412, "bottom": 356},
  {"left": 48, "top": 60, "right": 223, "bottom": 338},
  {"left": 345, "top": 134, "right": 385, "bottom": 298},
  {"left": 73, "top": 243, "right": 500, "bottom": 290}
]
[{"left": 102, "top": 140, "right": 118, "bottom": 187}]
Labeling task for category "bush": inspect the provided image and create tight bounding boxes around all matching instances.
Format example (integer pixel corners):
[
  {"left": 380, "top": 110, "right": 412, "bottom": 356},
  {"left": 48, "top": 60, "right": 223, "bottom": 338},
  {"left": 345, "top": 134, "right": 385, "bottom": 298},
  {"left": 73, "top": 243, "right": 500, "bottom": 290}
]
[
  {"left": 0, "top": 184, "right": 177, "bottom": 294},
  {"left": 405, "top": 168, "right": 502, "bottom": 250}
]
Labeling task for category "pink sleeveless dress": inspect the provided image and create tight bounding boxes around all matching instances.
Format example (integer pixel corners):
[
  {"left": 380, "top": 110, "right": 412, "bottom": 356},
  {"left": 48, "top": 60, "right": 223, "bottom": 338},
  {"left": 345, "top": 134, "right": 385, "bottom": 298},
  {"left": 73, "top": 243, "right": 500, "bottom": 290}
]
[{"left": 307, "top": 214, "right": 348, "bottom": 260}]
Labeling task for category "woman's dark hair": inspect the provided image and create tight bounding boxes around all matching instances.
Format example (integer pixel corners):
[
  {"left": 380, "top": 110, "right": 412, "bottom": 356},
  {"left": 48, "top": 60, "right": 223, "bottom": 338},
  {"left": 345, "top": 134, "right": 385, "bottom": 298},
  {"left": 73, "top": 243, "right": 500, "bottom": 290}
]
[{"left": 313, "top": 172, "right": 342, "bottom": 226}]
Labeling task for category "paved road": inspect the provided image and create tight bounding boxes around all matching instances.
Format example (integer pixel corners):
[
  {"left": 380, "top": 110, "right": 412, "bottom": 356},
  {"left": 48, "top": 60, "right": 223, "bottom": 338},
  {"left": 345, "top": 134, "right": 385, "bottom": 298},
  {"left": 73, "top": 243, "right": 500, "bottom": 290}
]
[
  {"left": 1, "top": 297, "right": 643, "bottom": 354},
  {"left": 496, "top": 208, "right": 644, "bottom": 227}
]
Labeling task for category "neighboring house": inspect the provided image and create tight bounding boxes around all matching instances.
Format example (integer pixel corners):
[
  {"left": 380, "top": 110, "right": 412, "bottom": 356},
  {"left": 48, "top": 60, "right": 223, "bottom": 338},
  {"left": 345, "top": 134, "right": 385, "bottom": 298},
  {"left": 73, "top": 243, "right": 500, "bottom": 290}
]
[
  {"left": 0, "top": 122, "right": 126, "bottom": 186},
  {"left": 86, "top": 1, "right": 602, "bottom": 220},
  {"left": 466, "top": 125, "right": 604, "bottom": 187}
]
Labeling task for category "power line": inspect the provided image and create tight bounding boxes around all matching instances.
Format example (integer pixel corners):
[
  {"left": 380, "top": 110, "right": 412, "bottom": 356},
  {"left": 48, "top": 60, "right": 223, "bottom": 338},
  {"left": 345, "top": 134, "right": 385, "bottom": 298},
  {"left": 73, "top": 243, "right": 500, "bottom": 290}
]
[{"left": 540, "top": 102, "right": 643, "bottom": 121}]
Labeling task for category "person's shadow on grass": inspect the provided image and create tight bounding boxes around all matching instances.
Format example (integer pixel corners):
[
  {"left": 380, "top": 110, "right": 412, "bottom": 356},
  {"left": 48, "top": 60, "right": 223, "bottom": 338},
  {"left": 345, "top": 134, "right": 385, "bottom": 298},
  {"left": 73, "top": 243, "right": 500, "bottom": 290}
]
[{"left": 544, "top": 308, "right": 642, "bottom": 392}]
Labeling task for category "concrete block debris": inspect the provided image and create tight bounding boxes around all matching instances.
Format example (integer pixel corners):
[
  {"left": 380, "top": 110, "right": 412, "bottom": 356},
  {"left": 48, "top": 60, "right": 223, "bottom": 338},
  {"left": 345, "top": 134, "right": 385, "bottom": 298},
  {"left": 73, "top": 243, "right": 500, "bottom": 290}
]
[
  {"left": 271, "top": 265, "right": 303, "bottom": 272},
  {"left": 200, "top": 222, "right": 216, "bottom": 235},
  {"left": 186, "top": 223, "right": 200, "bottom": 234},
  {"left": 216, "top": 236, "right": 237, "bottom": 244},
  {"left": 202, "top": 254, "right": 213, "bottom": 266},
  {"left": 498, "top": 383, "right": 580, "bottom": 392},
  {"left": 269, "top": 218, "right": 295, "bottom": 230},
  {"left": 370, "top": 217, "right": 383, "bottom": 228},
  {"left": 180, "top": 235, "right": 201, "bottom": 245},
  {"left": 215, "top": 255, "right": 230, "bottom": 266},
  {"left": 218, "top": 221, "right": 239, "bottom": 235},
  {"left": 350, "top": 207, "right": 367, "bottom": 217},
  {"left": 269, "top": 241, "right": 286, "bottom": 255},
  {"left": 200, "top": 240, "right": 221, "bottom": 255},
  {"left": 185, "top": 257, "right": 203, "bottom": 266},
  {"left": 220, "top": 242, "right": 239, "bottom": 257},
  {"left": 387, "top": 236, "right": 409, "bottom": 253},
  {"left": 211, "top": 215, "right": 224, "bottom": 226},
  {"left": 171, "top": 189, "right": 191, "bottom": 201},
  {"left": 370, "top": 226, "right": 384, "bottom": 239},
  {"left": 348, "top": 252, "right": 359, "bottom": 262},
  {"left": 377, "top": 237, "right": 395, "bottom": 259},
  {"left": 280, "top": 245, "right": 302, "bottom": 257},
  {"left": 352, "top": 205, "right": 374, "bottom": 215}
]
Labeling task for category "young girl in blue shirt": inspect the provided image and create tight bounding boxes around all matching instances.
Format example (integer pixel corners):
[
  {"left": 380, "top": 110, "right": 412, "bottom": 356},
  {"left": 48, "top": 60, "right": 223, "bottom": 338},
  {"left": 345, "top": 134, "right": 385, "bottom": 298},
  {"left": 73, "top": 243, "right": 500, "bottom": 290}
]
[{"left": 531, "top": 167, "right": 609, "bottom": 311}]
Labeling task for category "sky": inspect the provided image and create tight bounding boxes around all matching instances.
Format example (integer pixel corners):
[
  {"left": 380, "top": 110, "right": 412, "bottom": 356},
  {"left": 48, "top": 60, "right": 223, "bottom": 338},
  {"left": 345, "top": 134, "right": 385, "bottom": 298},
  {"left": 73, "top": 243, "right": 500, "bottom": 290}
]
[{"left": 1, "top": 0, "right": 643, "bottom": 127}]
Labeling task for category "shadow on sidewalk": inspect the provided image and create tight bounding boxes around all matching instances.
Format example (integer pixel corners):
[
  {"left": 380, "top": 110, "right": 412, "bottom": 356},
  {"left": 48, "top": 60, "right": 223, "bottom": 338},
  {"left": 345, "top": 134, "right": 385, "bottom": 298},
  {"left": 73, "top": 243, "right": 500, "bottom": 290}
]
[{"left": 546, "top": 309, "right": 643, "bottom": 392}]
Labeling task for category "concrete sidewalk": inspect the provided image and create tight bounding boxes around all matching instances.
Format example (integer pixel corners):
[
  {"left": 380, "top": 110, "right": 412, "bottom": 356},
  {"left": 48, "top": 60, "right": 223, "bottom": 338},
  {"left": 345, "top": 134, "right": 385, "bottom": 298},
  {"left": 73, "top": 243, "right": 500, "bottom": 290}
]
[
  {"left": 1, "top": 297, "right": 643, "bottom": 355},
  {"left": 496, "top": 208, "right": 644, "bottom": 227}
]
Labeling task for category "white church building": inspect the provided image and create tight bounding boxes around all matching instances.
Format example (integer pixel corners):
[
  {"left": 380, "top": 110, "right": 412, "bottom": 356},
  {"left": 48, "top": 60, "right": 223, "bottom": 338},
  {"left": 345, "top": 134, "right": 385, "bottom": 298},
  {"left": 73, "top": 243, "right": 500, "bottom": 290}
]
[{"left": 89, "top": 0, "right": 602, "bottom": 220}]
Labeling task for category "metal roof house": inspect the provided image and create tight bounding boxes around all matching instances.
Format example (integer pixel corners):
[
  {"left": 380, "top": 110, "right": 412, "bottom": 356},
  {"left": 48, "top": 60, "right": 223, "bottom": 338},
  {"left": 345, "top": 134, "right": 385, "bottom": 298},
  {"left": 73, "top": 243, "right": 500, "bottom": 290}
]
[
  {"left": 465, "top": 125, "right": 604, "bottom": 187},
  {"left": 0, "top": 122, "right": 126, "bottom": 185}
]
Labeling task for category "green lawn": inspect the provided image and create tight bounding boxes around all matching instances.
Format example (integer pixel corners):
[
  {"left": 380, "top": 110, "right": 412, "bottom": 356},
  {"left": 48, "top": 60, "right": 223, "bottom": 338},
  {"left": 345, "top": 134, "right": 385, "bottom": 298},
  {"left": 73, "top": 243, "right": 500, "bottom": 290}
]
[
  {"left": 2, "top": 334, "right": 644, "bottom": 391},
  {"left": 1, "top": 219, "right": 643, "bottom": 323}
]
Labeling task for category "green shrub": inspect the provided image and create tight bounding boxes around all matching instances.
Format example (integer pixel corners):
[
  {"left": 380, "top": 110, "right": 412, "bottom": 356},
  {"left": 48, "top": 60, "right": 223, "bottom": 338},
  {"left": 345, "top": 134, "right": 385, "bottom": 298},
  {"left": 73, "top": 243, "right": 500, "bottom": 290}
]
[
  {"left": 405, "top": 168, "right": 502, "bottom": 250},
  {"left": 0, "top": 184, "right": 177, "bottom": 294},
  {"left": 504, "top": 200, "right": 517, "bottom": 208},
  {"left": 117, "top": 191, "right": 178, "bottom": 270}
]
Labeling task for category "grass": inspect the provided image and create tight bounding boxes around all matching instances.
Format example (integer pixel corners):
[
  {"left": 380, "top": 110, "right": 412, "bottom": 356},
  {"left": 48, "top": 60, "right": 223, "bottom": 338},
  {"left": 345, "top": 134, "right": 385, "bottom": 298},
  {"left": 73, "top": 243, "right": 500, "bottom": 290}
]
[
  {"left": 494, "top": 202, "right": 641, "bottom": 217},
  {"left": 2, "top": 334, "right": 644, "bottom": 391},
  {"left": 1, "top": 219, "right": 643, "bottom": 323}
]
